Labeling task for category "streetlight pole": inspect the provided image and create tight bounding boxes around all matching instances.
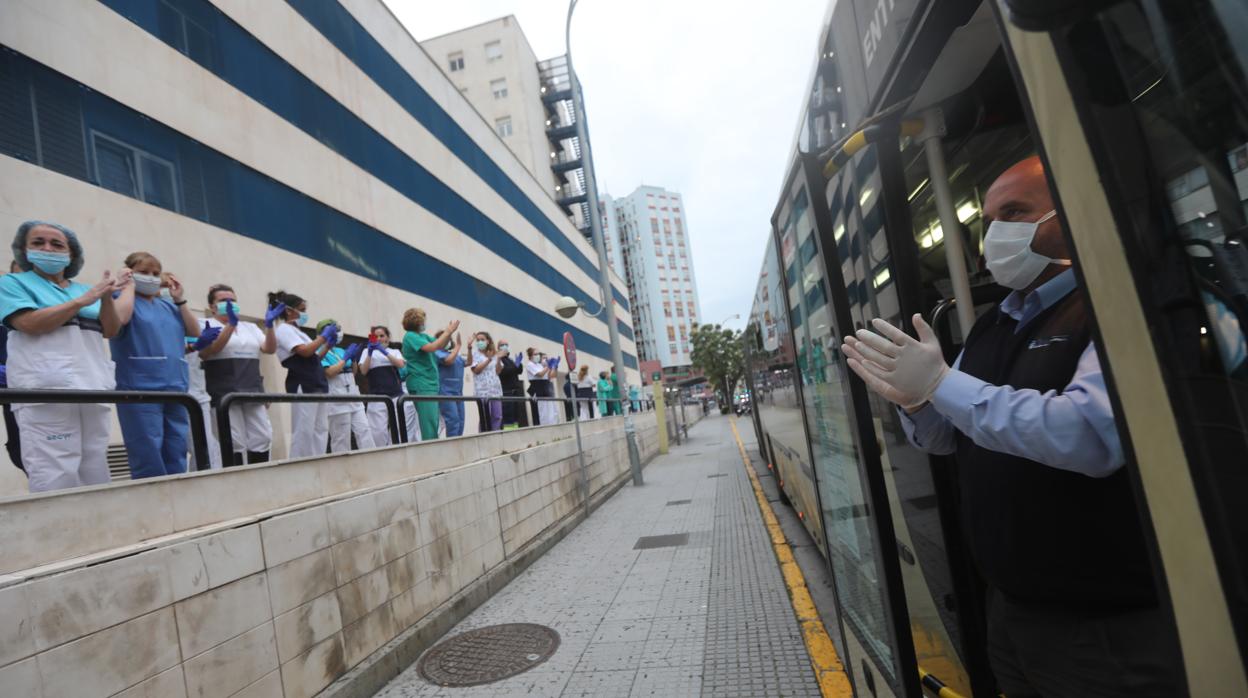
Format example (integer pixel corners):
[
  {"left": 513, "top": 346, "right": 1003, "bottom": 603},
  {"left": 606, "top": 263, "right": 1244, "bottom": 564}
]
[{"left": 565, "top": 0, "right": 644, "bottom": 486}]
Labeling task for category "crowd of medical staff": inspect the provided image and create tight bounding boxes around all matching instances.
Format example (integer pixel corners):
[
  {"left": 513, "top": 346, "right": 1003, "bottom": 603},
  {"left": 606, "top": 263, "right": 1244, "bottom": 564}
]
[{"left": 0, "top": 220, "right": 643, "bottom": 494}]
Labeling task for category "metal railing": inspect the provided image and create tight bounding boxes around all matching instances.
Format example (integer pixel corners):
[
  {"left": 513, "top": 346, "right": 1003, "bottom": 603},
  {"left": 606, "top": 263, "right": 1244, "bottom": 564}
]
[
  {"left": 0, "top": 389, "right": 210, "bottom": 469},
  {"left": 215, "top": 392, "right": 401, "bottom": 463}
]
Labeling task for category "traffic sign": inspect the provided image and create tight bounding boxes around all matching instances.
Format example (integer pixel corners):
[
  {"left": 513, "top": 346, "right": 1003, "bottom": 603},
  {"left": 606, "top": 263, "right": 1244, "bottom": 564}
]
[{"left": 562, "top": 331, "right": 577, "bottom": 370}]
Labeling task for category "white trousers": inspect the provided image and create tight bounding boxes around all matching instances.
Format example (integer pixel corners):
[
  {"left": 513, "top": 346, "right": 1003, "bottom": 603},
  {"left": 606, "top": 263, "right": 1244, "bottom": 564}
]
[
  {"left": 328, "top": 405, "right": 376, "bottom": 453},
  {"left": 578, "top": 402, "right": 592, "bottom": 421},
  {"left": 538, "top": 400, "right": 561, "bottom": 426},
  {"left": 189, "top": 400, "right": 222, "bottom": 470},
  {"left": 18, "top": 403, "right": 112, "bottom": 492},
  {"left": 366, "top": 401, "right": 392, "bottom": 446},
  {"left": 288, "top": 390, "right": 329, "bottom": 460},
  {"left": 211, "top": 403, "right": 273, "bottom": 464},
  {"left": 405, "top": 402, "right": 419, "bottom": 442}
]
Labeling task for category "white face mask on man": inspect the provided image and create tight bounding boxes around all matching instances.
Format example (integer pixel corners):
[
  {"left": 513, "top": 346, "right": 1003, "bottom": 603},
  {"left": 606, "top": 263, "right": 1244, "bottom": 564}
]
[{"left": 982, "top": 210, "right": 1070, "bottom": 290}]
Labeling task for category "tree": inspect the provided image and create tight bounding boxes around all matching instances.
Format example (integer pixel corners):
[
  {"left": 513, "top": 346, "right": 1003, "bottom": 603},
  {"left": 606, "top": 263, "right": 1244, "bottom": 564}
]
[{"left": 689, "top": 323, "right": 744, "bottom": 410}]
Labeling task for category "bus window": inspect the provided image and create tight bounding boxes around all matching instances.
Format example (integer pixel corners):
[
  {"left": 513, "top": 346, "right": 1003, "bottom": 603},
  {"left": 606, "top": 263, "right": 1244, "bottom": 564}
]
[
  {"left": 776, "top": 171, "right": 905, "bottom": 690},
  {"left": 1055, "top": 0, "right": 1248, "bottom": 656}
]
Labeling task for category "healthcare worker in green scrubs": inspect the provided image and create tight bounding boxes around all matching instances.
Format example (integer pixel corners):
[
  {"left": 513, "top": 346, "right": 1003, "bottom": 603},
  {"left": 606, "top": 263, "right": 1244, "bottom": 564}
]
[{"left": 400, "top": 307, "right": 457, "bottom": 441}]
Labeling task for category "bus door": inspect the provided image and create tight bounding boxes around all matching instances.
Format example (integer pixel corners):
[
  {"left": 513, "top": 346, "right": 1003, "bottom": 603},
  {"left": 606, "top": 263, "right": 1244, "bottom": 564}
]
[{"left": 997, "top": 1, "right": 1248, "bottom": 694}]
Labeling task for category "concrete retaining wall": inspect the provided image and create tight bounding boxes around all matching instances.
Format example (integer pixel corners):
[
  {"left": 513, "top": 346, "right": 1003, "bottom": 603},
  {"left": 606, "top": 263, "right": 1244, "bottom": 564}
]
[{"left": 0, "top": 413, "right": 660, "bottom": 698}]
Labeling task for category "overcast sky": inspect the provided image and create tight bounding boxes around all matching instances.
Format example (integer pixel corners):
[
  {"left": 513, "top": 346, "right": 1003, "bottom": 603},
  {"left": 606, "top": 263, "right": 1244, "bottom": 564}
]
[{"left": 382, "top": 0, "right": 827, "bottom": 331}]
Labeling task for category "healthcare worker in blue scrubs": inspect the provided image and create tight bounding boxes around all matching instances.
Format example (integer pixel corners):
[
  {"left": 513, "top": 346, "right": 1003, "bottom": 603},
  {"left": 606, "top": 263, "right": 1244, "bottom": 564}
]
[
  {"left": 111, "top": 251, "right": 203, "bottom": 479},
  {"left": 0, "top": 221, "right": 124, "bottom": 492},
  {"left": 270, "top": 291, "right": 336, "bottom": 459},
  {"left": 434, "top": 330, "right": 465, "bottom": 437}
]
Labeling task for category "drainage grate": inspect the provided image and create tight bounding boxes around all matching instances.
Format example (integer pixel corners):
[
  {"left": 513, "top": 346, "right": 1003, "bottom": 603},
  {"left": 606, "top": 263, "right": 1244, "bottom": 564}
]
[
  {"left": 685, "top": 452, "right": 702, "bottom": 456},
  {"left": 707, "top": 473, "right": 727, "bottom": 479},
  {"left": 418, "top": 623, "right": 560, "bottom": 687},
  {"left": 633, "top": 533, "right": 690, "bottom": 550},
  {"left": 666, "top": 499, "right": 692, "bottom": 506}
]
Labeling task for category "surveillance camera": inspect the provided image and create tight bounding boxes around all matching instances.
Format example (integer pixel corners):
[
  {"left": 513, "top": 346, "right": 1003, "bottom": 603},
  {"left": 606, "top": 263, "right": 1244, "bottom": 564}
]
[{"left": 554, "top": 296, "right": 581, "bottom": 319}]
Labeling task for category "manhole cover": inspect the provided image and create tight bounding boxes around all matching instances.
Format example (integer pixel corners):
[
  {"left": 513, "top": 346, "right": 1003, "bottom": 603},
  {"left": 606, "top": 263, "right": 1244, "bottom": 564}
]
[{"left": 418, "top": 623, "right": 560, "bottom": 686}]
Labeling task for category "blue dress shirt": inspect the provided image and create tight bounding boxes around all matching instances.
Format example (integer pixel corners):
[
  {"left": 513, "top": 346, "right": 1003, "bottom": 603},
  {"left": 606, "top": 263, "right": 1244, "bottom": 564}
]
[{"left": 901, "top": 269, "right": 1124, "bottom": 477}]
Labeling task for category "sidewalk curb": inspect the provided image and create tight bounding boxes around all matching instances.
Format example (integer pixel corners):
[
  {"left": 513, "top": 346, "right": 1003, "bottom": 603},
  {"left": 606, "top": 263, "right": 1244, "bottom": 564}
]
[{"left": 321, "top": 455, "right": 652, "bottom": 698}]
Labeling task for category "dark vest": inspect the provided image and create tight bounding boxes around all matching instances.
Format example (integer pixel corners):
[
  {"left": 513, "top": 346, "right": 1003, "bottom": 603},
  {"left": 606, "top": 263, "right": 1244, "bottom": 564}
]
[
  {"left": 955, "top": 290, "right": 1156, "bottom": 607},
  {"left": 282, "top": 352, "right": 328, "bottom": 394}
]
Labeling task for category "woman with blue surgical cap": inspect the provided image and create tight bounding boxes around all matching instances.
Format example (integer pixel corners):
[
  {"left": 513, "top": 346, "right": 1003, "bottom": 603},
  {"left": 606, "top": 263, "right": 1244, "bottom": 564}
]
[
  {"left": 270, "top": 290, "right": 336, "bottom": 458},
  {"left": 0, "top": 221, "right": 125, "bottom": 492},
  {"left": 111, "top": 251, "right": 203, "bottom": 480}
]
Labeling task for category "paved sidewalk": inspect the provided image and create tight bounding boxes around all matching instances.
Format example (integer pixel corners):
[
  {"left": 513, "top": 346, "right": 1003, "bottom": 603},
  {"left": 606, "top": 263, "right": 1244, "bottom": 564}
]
[{"left": 376, "top": 413, "right": 821, "bottom": 697}]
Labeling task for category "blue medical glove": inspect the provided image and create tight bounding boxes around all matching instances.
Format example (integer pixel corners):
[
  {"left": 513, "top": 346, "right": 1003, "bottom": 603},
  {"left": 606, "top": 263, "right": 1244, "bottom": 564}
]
[
  {"left": 192, "top": 322, "right": 222, "bottom": 351},
  {"left": 264, "top": 303, "right": 286, "bottom": 328},
  {"left": 545, "top": 357, "right": 557, "bottom": 370},
  {"left": 552, "top": 357, "right": 561, "bottom": 370},
  {"left": 514, "top": 351, "right": 524, "bottom": 366},
  {"left": 321, "top": 323, "right": 339, "bottom": 349},
  {"left": 343, "top": 343, "right": 363, "bottom": 365},
  {"left": 226, "top": 301, "right": 239, "bottom": 327},
  {"left": 368, "top": 341, "right": 389, "bottom": 357}
]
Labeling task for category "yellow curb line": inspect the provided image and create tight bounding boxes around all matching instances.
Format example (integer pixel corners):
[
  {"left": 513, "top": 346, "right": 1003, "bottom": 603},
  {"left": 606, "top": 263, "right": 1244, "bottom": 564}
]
[{"left": 730, "top": 418, "right": 854, "bottom": 697}]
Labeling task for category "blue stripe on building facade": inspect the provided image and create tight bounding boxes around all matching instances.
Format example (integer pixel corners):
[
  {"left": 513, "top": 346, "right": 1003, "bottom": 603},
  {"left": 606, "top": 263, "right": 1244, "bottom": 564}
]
[
  {"left": 282, "top": 0, "right": 630, "bottom": 310},
  {"left": 0, "top": 48, "right": 637, "bottom": 368},
  {"left": 95, "top": 0, "right": 633, "bottom": 345}
]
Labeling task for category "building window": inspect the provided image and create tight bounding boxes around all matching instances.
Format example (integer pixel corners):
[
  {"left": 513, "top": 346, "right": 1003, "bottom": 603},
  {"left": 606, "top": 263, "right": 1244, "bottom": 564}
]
[
  {"left": 448, "top": 52, "right": 464, "bottom": 72},
  {"left": 157, "top": 0, "right": 216, "bottom": 69},
  {"left": 91, "top": 132, "right": 179, "bottom": 212},
  {"left": 670, "top": 343, "right": 678, "bottom": 354},
  {"left": 490, "top": 78, "right": 508, "bottom": 99},
  {"left": 667, "top": 326, "right": 676, "bottom": 341},
  {"left": 485, "top": 41, "right": 503, "bottom": 62},
  {"left": 495, "top": 116, "right": 513, "bottom": 137},
  {"left": 663, "top": 302, "right": 672, "bottom": 318}
]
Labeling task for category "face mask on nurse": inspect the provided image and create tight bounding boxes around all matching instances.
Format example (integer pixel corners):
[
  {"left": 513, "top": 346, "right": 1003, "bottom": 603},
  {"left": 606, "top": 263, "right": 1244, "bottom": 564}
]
[
  {"left": 475, "top": 340, "right": 487, "bottom": 351},
  {"left": 983, "top": 210, "right": 1070, "bottom": 290},
  {"left": 216, "top": 300, "right": 239, "bottom": 316},
  {"left": 27, "top": 251, "right": 71, "bottom": 275},
  {"left": 132, "top": 273, "right": 163, "bottom": 297}
]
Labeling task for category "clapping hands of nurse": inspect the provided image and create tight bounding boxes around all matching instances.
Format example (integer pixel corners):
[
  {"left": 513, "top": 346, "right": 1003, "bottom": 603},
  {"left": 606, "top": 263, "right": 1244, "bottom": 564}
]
[
  {"left": 85, "top": 270, "right": 121, "bottom": 303},
  {"left": 342, "top": 343, "right": 363, "bottom": 365},
  {"left": 445, "top": 319, "right": 460, "bottom": 335},
  {"left": 225, "top": 299, "right": 240, "bottom": 326},
  {"left": 320, "top": 323, "right": 339, "bottom": 348},
  {"left": 367, "top": 340, "right": 388, "bottom": 356},
  {"left": 264, "top": 303, "right": 286, "bottom": 328},
  {"left": 842, "top": 314, "right": 949, "bottom": 411},
  {"left": 191, "top": 322, "right": 222, "bottom": 351}
]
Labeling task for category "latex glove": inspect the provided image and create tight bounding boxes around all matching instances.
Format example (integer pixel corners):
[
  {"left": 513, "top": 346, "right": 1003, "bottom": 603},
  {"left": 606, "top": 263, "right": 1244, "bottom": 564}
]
[
  {"left": 514, "top": 351, "right": 524, "bottom": 366},
  {"left": 552, "top": 356, "right": 561, "bottom": 370},
  {"left": 192, "top": 322, "right": 222, "bottom": 351},
  {"left": 320, "top": 324, "right": 339, "bottom": 348},
  {"left": 342, "top": 343, "right": 363, "bottom": 365},
  {"left": 368, "top": 341, "right": 389, "bottom": 357},
  {"left": 225, "top": 301, "right": 239, "bottom": 327},
  {"left": 264, "top": 303, "right": 286, "bottom": 328},
  {"left": 842, "top": 314, "right": 948, "bottom": 411}
]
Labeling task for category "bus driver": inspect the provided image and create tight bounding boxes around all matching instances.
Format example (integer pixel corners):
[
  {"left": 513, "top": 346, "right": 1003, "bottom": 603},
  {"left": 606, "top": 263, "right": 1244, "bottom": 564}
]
[{"left": 843, "top": 156, "right": 1182, "bottom": 697}]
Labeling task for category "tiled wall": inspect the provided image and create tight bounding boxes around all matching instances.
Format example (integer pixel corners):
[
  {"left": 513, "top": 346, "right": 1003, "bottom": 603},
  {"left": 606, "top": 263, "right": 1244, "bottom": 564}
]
[{"left": 0, "top": 414, "right": 659, "bottom": 698}]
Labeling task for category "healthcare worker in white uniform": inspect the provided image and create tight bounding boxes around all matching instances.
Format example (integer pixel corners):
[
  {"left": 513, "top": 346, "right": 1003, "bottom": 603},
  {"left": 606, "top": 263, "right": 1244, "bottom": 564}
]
[
  {"left": 0, "top": 221, "right": 125, "bottom": 492},
  {"left": 270, "top": 291, "right": 336, "bottom": 459},
  {"left": 357, "top": 324, "right": 405, "bottom": 446},
  {"left": 199, "top": 284, "right": 281, "bottom": 465},
  {"left": 524, "top": 348, "right": 561, "bottom": 426},
  {"left": 185, "top": 324, "right": 222, "bottom": 470},
  {"left": 318, "top": 319, "right": 374, "bottom": 453}
]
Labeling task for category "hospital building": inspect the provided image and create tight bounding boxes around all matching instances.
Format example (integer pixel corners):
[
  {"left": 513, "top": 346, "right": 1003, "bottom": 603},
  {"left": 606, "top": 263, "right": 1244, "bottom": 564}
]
[{"left": 0, "top": 0, "right": 638, "bottom": 480}]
